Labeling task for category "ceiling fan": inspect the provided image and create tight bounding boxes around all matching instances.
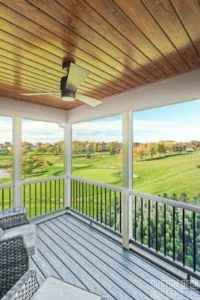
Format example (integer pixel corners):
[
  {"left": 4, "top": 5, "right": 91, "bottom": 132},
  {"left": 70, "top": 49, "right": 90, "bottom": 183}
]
[{"left": 21, "top": 61, "right": 103, "bottom": 107}]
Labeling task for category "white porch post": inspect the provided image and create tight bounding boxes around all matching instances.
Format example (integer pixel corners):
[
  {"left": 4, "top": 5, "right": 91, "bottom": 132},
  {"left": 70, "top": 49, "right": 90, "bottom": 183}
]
[
  {"left": 64, "top": 124, "right": 72, "bottom": 211},
  {"left": 13, "top": 117, "right": 22, "bottom": 208},
  {"left": 122, "top": 112, "right": 133, "bottom": 249}
]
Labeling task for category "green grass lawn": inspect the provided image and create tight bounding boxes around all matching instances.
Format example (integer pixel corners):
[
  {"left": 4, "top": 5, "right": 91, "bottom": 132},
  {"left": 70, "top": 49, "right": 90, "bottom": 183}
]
[
  {"left": 134, "top": 151, "right": 200, "bottom": 199},
  {"left": 1, "top": 151, "right": 200, "bottom": 203},
  {"left": 73, "top": 151, "right": 200, "bottom": 202}
]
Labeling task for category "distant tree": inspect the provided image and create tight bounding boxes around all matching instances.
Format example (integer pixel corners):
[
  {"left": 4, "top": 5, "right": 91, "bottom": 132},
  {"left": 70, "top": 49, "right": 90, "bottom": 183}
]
[
  {"left": 22, "top": 142, "right": 33, "bottom": 154},
  {"left": 157, "top": 143, "right": 166, "bottom": 157},
  {"left": 96, "top": 143, "right": 103, "bottom": 152},
  {"left": 172, "top": 143, "right": 185, "bottom": 153},
  {"left": 149, "top": 144, "right": 157, "bottom": 159},
  {"left": 108, "top": 141, "right": 121, "bottom": 155},
  {"left": 22, "top": 153, "right": 47, "bottom": 176},
  {"left": 101, "top": 141, "right": 108, "bottom": 152},
  {"left": 85, "top": 143, "right": 94, "bottom": 158},
  {"left": 135, "top": 144, "right": 145, "bottom": 161}
]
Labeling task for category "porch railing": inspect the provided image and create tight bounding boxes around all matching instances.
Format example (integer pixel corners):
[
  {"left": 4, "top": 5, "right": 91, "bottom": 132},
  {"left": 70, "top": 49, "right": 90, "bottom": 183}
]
[
  {"left": 0, "top": 183, "right": 13, "bottom": 211},
  {"left": 71, "top": 176, "right": 122, "bottom": 234},
  {"left": 1, "top": 175, "right": 200, "bottom": 280},
  {"left": 131, "top": 190, "right": 200, "bottom": 280},
  {"left": 22, "top": 176, "right": 65, "bottom": 219}
]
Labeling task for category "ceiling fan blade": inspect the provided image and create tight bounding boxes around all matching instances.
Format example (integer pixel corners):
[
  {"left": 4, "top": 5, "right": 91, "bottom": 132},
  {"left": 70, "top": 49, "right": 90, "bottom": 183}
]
[
  {"left": 21, "top": 92, "right": 60, "bottom": 96},
  {"left": 66, "top": 62, "right": 90, "bottom": 90},
  {"left": 76, "top": 93, "right": 103, "bottom": 107}
]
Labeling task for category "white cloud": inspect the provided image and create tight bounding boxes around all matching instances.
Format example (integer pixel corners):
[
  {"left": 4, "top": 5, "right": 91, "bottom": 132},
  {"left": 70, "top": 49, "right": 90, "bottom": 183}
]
[
  {"left": 2, "top": 113, "right": 200, "bottom": 145},
  {"left": 134, "top": 119, "right": 200, "bottom": 142},
  {"left": 73, "top": 120, "right": 122, "bottom": 142},
  {"left": 0, "top": 118, "right": 64, "bottom": 144}
]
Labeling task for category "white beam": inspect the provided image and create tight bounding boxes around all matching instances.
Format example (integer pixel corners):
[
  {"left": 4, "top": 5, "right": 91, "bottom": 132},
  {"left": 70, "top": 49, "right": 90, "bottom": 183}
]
[
  {"left": 0, "top": 97, "right": 67, "bottom": 124},
  {"left": 66, "top": 69, "right": 200, "bottom": 123},
  {"left": 13, "top": 117, "right": 22, "bottom": 208},
  {"left": 64, "top": 124, "right": 72, "bottom": 210},
  {"left": 122, "top": 112, "right": 133, "bottom": 249}
]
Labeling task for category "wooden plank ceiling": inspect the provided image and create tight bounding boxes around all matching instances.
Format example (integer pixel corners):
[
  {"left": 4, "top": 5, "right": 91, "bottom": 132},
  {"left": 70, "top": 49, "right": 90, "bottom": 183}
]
[{"left": 0, "top": 0, "right": 200, "bottom": 110}]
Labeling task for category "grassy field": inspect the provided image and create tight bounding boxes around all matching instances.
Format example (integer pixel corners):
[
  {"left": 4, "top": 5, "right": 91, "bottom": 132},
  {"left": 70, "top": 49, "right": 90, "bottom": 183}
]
[
  {"left": 73, "top": 151, "right": 200, "bottom": 201},
  {"left": 1, "top": 151, "right": 200, "bottom": 203}
]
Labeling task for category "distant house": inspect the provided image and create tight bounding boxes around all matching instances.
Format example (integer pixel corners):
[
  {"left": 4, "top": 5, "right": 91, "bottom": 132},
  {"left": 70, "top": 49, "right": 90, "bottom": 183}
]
[
  {"left": 0, "top": 145, "right": 9, "bottom": 153},
  {"left": 186, "top": 147, "right": 194, "bottom": 152}
]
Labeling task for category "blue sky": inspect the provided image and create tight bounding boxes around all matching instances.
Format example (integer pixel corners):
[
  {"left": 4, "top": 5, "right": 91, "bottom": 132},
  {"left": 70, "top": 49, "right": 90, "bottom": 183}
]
[
  {"left": 73, "top": 99, "right": 200, "bottom": 143},
  {"left": 1, "top": 99, "right": 200, "bottom": 144}
]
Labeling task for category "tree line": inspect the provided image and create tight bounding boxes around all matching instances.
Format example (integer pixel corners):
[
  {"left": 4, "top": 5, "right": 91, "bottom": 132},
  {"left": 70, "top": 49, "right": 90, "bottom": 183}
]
[{"left": 134, "top": 140, "right": 200, "bottom": 161}]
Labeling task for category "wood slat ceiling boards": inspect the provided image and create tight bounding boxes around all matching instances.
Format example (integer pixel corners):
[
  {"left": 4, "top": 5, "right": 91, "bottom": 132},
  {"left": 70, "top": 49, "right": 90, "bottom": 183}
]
[{"left": 0, "top": 0, "right": 200, "bottom": 111}]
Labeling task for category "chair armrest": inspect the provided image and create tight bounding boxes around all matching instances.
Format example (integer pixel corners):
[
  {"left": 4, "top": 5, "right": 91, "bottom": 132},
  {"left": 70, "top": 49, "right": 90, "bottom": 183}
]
[
  {"left": 1, "top": 270, "right": 39, "bottom": 300},
  {"left": 0, "top": 214, "right": 29, "bottom": 230}
]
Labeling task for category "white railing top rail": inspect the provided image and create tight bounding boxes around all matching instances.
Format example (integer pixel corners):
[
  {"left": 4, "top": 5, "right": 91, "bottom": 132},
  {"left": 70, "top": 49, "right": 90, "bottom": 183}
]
[
  {"left": 22, "top": 175, "right": 66, "bottom": 185},
  {"left": 0, "top": 182, "right": 13, "bottom": 190},
  {"left": 131, "top": 190, "right": 200, "bottom": 214},
  {"left": 70, "top": 175, "right": 123, "bottom": 193},
  {"left": 1, "top": 175, "right": 200, "bottom": 214}
]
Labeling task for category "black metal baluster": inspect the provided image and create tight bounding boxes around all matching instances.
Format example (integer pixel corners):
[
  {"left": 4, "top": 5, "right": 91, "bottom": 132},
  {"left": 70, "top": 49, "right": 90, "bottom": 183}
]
[
  {"left": 0, "top": 190, "right": 2, "bottom": 210},
  {"left": 81, "top": 182, "right": 83, "bottom": 214},
  {"left": 173, "top": 206, "right": 176, "bottom": 261},
  {"left": 79, "top": 180, "right": 81, "bottom": 212},
  {"left": 29, "top": 184, "right": 31, "bottom": 218},
  {"left": 96, "top": 186, "right": 98, "bottom": 221},
  {"left": 182, "top": 209, "right": 185, "bottom": 266},
  {"left": 76, "top": 180, "right": 78, "bottom": 211},
  {"left": 148, "top": 199, "right": 151, "bottom": 248},
  {"left": 82, "top": 181, "right": 84, "bottom": 214},
  {"left": 105, "top": 188, "right": 107, "bottom": 226},
  {"left": 72, "top": 180, "right": 74, "bottom": 209},
  {"left": 93, "top": 184, "right": 95, "bottom": 219},
  {"left": 156, "top": 202, "right": 158, "bottom": 252},
  {"left": 134, "top": 196, "right": 137, "bottom": 241},
  {"left": 114, "top": 191, "right": 117, "bottom": 232},
  {"left": 50, "top": 180, "right": 52, "bottom": 212},
  {"left": 193, "top": 211, "right": 196, "bottom": 272},
  {"left": 54, "top": 180, "right": 57, "bottom": 211},
  {"left": 45, "top": 181, "right": 47, "bottom": 213},
  {"left": 164, "top": 204, "right": 166, "bottom": 256},
  {"left": 23, "top": 185, "right": 26, "bottom": 210},
  {"left": 109, "top": 189, "right": 112, "bottom": 228},
  {"left": 141, "top": 197, "right": 144, "bottom": 244},
  {"left": 9, "top": 187, "right": 11, "bottom": 208},
  {"left": 35, "top": 183, "right": 37, "bottom": 217},
  {"left": 75, "top": 180, "right": 78, "bottom": 210},
  {"left": 119, "top": 192, "right": 122, "bottom": 233},
  {"left": 89, "top": 184, "right": 91, "bottom": 217},
  {"left": 86, "top": 183, "right": 88, "bottom": 216},
  {"left": 2, "top": 189, "right": 4, "bottom": 211},
  {"left": 40, "top": 182, "right": 42, "bottom": 215},
  {"left": 63, "top": 178, "right": 64, "bottom": 208},
  {"left": 100, "top": 187, "right": 103, "bottom": 223},
  {"left": 59, "top": 179, "right": 61, "bottom": 209},
  {"left": 1, "top": 189, "right": 4, "bottom": 210}
]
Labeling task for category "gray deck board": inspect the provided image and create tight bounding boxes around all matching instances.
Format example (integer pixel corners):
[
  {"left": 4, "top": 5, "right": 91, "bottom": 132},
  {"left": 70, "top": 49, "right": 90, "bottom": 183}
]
[{"left": 30, "top": 214, "right": 200, "bottom": 300}]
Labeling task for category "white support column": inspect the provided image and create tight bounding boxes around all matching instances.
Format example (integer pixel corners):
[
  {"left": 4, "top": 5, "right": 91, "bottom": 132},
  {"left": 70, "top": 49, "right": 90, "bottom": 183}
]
[
  {"left": 64, "top": 124, "right": 72, "bottom": 211},
  {"left": 122, "top": 112, "right": 133, "bottom": 249},
  {"left": 13, "top": 117, "right": 22, "bottom": 208}
]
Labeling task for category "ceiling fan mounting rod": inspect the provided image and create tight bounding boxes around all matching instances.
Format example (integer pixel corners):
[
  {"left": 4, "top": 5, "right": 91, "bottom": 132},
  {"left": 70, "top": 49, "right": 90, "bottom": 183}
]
[{"left": 62, "top": 60, "right": 73, "bottom": 74}]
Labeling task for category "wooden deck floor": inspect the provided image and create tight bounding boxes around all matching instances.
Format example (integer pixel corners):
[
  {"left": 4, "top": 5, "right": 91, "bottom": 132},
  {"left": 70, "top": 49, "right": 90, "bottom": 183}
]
[{"left": 30, "top": 214, "right": 200, "bottom": 300}]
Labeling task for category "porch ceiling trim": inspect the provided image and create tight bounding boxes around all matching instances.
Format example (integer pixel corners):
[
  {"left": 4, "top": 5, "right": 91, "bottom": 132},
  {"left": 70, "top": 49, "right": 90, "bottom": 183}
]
[
  {"left": 0, "top": 96, "right": 67, "bottom": 123},
  {"left": 66, "top": 69, "right": 200, "bottom": 123}
]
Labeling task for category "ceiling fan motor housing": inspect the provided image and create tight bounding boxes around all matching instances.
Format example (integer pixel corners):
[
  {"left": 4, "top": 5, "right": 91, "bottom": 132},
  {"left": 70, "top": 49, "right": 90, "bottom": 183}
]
[{"left": 61, "top": 88, "right": 76, "bottom": 101}]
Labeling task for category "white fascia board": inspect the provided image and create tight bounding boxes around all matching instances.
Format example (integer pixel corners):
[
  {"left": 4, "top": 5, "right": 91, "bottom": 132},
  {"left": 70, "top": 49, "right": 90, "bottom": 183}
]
[
  {"left": 0, "top": 97, "right": 68, "bottom": 124},
  {"left": 66, "top": 69, "right": 200, "bottom": 123}
]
